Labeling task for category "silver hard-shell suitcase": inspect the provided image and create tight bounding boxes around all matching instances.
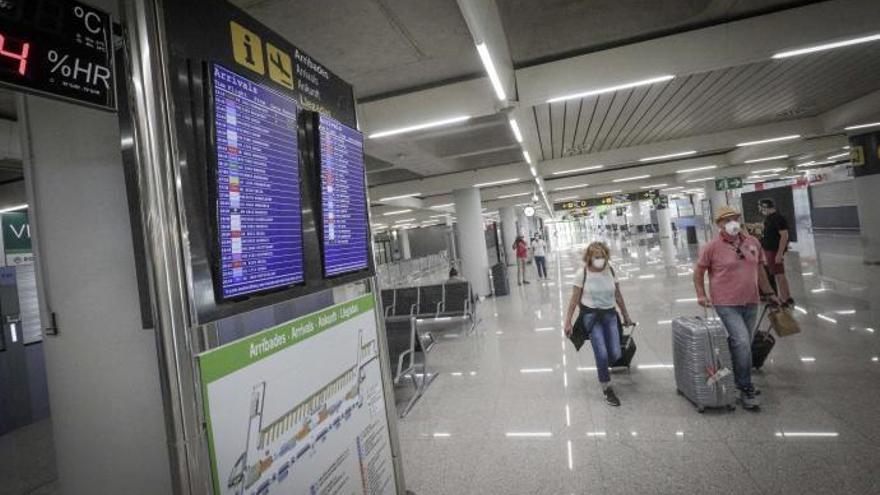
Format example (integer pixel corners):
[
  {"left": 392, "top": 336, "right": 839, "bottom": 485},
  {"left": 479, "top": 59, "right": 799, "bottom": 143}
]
[{"left": 672, "top": 315, "right": 737, "bottom": 412}]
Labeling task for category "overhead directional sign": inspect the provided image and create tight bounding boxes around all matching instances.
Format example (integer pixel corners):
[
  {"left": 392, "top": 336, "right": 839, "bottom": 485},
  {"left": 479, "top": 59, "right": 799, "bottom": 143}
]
[
  {"left": 555, "top": 190, "right": 659, "bottom": 211},
  {"left": 715, "top": 177, "right": 743, "bottom": 191},
  {"left": 0, "top": 0, "right": 115, "bottom": 110}
]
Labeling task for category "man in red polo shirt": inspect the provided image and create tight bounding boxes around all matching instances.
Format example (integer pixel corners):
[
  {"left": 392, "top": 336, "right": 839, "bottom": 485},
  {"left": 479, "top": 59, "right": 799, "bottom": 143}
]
[{"left": 694, "top": 206, "right": 779, "bottom": 410}]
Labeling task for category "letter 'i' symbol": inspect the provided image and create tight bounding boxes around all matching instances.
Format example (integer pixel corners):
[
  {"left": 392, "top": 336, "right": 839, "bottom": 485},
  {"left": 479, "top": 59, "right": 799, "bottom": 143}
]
[
  {"left": 230, "top": 21, "right": 264, "bottom": 75},
  {"left": 243, "top": 34, "right": 256, "bottom": 66}
]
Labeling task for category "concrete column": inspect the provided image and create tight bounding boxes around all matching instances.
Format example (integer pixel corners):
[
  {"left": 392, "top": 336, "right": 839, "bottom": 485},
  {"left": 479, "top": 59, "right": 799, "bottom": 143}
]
[
  {"left": 703, "top": 182, "right": 728, "bottom": 220},
  {"left": 19, "top": 95, "right": 172, "bottom": 493},
  {"left": 517, "top": 209, "right": 531, "bottom": 238},
  {"left": 850, "top": 131, "right": 880, "bottom": 263},
  {"left": 631, "top": 200, "right": 645, "bottom": 235},
  {"left": 398, "top": 228, "right": 411, "bottom": 260},
  {"left": 499, "top": 206, "right": 517, "bottom": 265},
  {"left": 453, "top": 188, "right": 490, "bottom": 296},
  {"left": 657, "top": 199, "right": 677, "bottom": 268}
]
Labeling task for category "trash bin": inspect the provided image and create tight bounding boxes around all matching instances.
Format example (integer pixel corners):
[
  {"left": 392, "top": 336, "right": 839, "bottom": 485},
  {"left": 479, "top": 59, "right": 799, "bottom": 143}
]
[
  {"left": 491, "top": 262, "right": 510, "bottom": 296},
  {"left": 686, "top": 226, "right": 698, "bottom": 245}
]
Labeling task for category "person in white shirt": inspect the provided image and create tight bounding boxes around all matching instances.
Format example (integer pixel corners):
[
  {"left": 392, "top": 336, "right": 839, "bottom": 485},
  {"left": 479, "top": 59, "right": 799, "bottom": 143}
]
[
  {"left": 563, "top": 242, "right": 633, "bottom": 406},
  {"left": 531, "top": 234, "right": 548, "bottom": 279}
]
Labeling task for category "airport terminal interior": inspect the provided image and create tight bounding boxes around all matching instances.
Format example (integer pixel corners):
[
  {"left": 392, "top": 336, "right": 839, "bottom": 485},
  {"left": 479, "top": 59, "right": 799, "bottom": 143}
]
[{"left": 1, "top": 1, "right": 880, "bottom": 494}]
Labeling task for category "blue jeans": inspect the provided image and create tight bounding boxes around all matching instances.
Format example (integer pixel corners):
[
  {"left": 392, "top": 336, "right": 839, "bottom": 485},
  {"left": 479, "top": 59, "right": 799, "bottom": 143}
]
[
  {"left": 583, "top": 311, "right": 621, "bottom": 383},
  {"left": 534, "top": 256, "right": 547, "bottom": 278},
  {"left": 714, "top": 305, "right": 758, "bottom": 392}
]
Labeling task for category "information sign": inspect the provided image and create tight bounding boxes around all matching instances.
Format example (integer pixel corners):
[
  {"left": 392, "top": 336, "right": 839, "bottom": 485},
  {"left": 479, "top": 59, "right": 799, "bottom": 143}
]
[
  {"left": 0, "top": 0, "right": 114, "bottom": 110},
  {"left": 317, "top": 115, "right": 369, "bottom": 277},
  {"left": 212, "top": 65, "right": 305, "bottom": 299},
  {"left": 556, "top": 189, "right": 659, "bottom": 211},
  {"left": 198, "top": 294, "right": 396, "bottom": 495},
  {"left": 715, "top": 177, "right": 743, "bottom": 191}
]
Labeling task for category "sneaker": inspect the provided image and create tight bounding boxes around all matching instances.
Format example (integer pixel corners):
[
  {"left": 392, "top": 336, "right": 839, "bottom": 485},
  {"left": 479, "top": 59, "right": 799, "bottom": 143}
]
[
  {"left": 739, "top": 389, "right": 760, "bottom": 410},
  {"left": 603, "top": 387, "right": 621, "bottom": 407}
]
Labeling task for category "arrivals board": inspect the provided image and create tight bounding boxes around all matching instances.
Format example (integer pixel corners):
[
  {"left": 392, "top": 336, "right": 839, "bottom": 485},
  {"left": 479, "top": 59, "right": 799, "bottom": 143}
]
[
  {"left": 0, "top": 0, "right": 115, "bottom": 110},
  {"left": 212, "top": 65, "right": 305, "bottom": 299},
  {"left": 318, "top": 115, "right": 369, "bottom": 277}
]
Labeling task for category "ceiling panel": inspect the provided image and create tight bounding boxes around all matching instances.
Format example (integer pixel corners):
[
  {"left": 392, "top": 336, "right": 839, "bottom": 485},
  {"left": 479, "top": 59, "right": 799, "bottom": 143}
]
[
  {"left": 365, "top": 168, "right": 422, "bottom": 187},
  {"left": 496, "top": 0, "right": 825, "bottom": 66},
  {"left": 534, "top": 45, "right": 880, "bottom": 160},
  {"left": 236, "top": 0, "right": 480, "bottom": 98}
]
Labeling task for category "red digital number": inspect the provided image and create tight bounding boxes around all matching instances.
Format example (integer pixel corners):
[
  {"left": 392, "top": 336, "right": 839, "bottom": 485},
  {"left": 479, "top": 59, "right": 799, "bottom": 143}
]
[{"left": 0, "top": 34, "right": 30, "bottom": 76}]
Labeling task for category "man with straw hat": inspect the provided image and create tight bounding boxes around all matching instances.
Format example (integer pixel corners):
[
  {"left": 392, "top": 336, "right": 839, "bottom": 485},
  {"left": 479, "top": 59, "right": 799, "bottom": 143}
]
[{"left": 693, "top": 206, "right": 779, "bottom": 410}]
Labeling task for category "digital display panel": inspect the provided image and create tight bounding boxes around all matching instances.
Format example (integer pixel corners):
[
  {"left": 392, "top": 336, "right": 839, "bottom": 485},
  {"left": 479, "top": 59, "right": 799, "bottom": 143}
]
[
  {"left": 213, "top": 64, "right": 304, "bottom": 299},
  {"left": 0, "top": 0, "right": 114, "bottom": 110},
  {"left": 318, "top": 115, "right": 369, "bottom": 277}
]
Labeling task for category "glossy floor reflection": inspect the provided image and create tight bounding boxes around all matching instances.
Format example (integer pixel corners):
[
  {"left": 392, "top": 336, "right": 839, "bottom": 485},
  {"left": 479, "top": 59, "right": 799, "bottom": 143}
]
[{"left": 396, "top": 232, "right": 880, "bottom": 495}]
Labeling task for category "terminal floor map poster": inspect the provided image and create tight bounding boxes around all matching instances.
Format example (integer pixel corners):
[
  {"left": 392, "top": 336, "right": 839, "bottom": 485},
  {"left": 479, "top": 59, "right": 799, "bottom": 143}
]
[{"left": 198, "top": 294, "right": 397, "bottom": 495}]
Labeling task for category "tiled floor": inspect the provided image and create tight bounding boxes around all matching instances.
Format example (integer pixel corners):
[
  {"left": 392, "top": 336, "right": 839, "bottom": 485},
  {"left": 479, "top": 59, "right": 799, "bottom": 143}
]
[{"left": 395, "top": 231, "right": 880, "bottom": 495}]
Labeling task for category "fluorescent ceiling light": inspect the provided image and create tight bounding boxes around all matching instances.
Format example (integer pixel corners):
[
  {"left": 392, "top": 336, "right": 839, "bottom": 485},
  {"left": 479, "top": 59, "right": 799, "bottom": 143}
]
[
  {"left": 775, "top": 431, "right": 839, "bottom": 438},
  {"left": 474, "top": 178, "right": 520, "bottom": 188},
  {"left": 773, "top": 33, "right": 880, "bottom": 59},
  {"left": 640, "top": 150, "right": 697, "bottom": 162},
  {"left": 430, "top": 203, "right": 454, "bottom": 209},
  {"left": 745, "top": 155, "right": 788, "bottom": 164},
  {"left": 523, "top": 150, "right": 533, "bottom": 164},
  {"left": 505, "top": 432, "right": 552, "bottom": 438},
  {"left": 547, "top": 74, "right": 675, "bottom": 104},
  {"left": 640, "top": 183, "right": 668, "bottom": 189},
  {"left": 509, "top": 119, "right": 523, "bottom": 143},
  {"left": 751, "top": 167, "right": 787, "bottom": 174},
  {"left": 369, "top": 115, "right": 471, "bottom": 139},
  {"left": 529, "top": 166, "right": 537, "bottom": 177},
  {"left": 476, "top": 42, "right": 506, "bottom": 101},
  {"left": 552, "top": 165, "right": 604, "bottom": 175},
  {"left": 736, "top": 135, "right": 800, "bottom": 147},
  {"left": 552, "top": 183, "right": 590, "bottom": 191},
  {"left": 596, "top": 189, "right": 622, "bottom": 195},
  {"left": 556, "top": 195, "right": 578, "bottom": 201},
  {"left": 797, "top": 159, "right": 836, "bottom": 168},
  {"left": 747, "top": 173, "right": 780, "bottom": 180},
  {"left": 685, "top": 176, "right": 715, "bottom": 183},
  {"left": 0, "top": 204, "right": 27, "bottom": 213},
  {"left": 393, "top": 218, "right": 416, "bottom": 223},
  {"left": 378, "top": 192, "right": 420, "bottom": 202},
  {"left": 613, "top": 174, "right": 651, "bottom": 183},
  {"left": 676, "top": 165, "right": 716, "bottom": 174},
  {"left": 661, "top": 186, "right": 684, "bottom": 191},
  {"left": 382, "top": 209, "right": 413, "bottom": 216},
  {"left": 826, "top": 152, "right": 850, "bottom": 160},
  {"left": 498, "top": 192, "right": 531, "bottom": 199}
]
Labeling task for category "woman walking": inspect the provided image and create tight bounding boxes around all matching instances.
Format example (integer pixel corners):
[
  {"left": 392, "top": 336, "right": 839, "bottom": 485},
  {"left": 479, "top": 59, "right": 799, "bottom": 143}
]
[{"left": 563, "top": 242, "right": 633, "bottom": 406}]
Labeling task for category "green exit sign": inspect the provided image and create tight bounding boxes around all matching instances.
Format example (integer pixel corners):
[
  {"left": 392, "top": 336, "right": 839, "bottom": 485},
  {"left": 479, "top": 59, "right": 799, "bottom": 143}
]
[{"left": 715, "top": 177, "right": 743, "bottom": 191}]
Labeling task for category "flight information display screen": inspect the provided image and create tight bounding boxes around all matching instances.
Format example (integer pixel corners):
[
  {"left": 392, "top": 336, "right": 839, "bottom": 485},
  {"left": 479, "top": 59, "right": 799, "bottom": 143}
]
[
  {"left": 212, "top": 65, "right": 305, "bottom": 299},
  {"left": 318, "top": 115, "right": 369, "bottom": 277}
]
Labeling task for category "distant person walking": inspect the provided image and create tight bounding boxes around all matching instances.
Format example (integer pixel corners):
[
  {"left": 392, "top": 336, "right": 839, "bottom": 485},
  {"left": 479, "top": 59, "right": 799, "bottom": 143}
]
[
  {"left": 564, "top": 242, "right": 633, "bottom": 406},
  {"left": 693, "top": 206, "right": 779, "bottom": 410},
  {"left": 513, "top": 235, "right": 530, "bottom": 285},
  {"left": 531, "top": 234, "right": 548, "bottom": 279},
  {"left": 759, "top": 199, "right": 793, "bottom": 306}
]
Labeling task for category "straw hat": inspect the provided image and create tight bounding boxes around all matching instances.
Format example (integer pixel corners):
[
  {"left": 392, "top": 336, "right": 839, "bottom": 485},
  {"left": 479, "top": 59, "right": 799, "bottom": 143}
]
[{"left": 714, "top": 206, "right": 741, "bottom": 224}]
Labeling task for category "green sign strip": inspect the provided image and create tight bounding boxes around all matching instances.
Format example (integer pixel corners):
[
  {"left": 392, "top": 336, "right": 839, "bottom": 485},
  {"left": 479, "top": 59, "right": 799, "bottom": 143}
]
[
  {"left": 197, "top": 293, "right": 375, "bottom": 384},
  {"left": 2, "top": 212, "right": 31, "bottom": 254}
]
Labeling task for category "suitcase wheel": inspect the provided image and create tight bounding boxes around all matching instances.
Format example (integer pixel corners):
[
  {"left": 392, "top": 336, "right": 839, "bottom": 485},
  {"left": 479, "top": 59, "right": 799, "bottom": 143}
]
[{"left": 697, "top": 406, "right": 706, "bottom": 413}]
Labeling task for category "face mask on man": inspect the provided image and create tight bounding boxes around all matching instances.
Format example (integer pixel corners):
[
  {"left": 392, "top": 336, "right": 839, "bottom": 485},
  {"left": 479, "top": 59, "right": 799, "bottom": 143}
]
[
  {"left": 724, "top": 221, "right": 741, "bottom": 236},
  {"left": 592, "top": 257, "right": 606, "bottom": 269}
]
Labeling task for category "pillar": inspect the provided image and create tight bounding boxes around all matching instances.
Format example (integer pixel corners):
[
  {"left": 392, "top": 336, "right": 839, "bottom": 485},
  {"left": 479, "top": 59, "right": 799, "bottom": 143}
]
[
  {"left": 398, "top": 228, "right": 411, "bottom": 260},
  {"left": 517, "top": 209, "right": 531, "bottom": 239},
  {"left": 453, "top": 188, "right": 491, "bottom": 296},
  {"left": 703, "top": 182, "right": 728, "bottom": 220},
  {"left": 499, "top": 206, "right": 517, "bottom": 266},
  {"left": 657, "top": 197, "right": 677, "bottom": 268},
  {"left": 631, "top": 200, "right": 645, "bottom": 235},
  {"left": 849, "top": 131, "right": 880, "bottom": 264}
]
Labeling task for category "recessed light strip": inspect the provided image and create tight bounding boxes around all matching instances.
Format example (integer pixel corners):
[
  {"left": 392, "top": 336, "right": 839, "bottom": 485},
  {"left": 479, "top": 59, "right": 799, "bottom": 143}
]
[
  {"left": 773, "top": 33, "right": 880, "bottom": 59},
  {"left": 612, "top": 174, "right": 651, "bottom": 183},
  {"left": 476, "top": 42, "right": 506, "bottom": 101},
  {"left": 382, "top": 209, "right": 413, "bottom": 216},
  {"left": 676, "top": 165, "right": 716, "bottom": 174},
  {"left": 552, "top": 165, "right": 604, "bottom": 175},
  {"left": 509, "top": 119, "right": 523, "bottom": 142},
  {"left": 378, "top": 193, "right": 420, "bottom": 202},
  {"left": 369, "top": 115, "right": 471, "bottom": 139},
  {"left": 736, "top": 135, "right": 800, "bottom": 147},
  {"left": 547, "top": 75, "right": 675, "bottom": 104},
  {"left": 744, "top": 155, "right": 788, "bottom": 164},
  {"left": 845, "top": 122, "right": 880, "bottom": 131},
  {"left": 639, "top": 150, "right": 697, "bottom": 162},
  {"left": 474, "top": 178, "right": 521, "bottom": 188}
]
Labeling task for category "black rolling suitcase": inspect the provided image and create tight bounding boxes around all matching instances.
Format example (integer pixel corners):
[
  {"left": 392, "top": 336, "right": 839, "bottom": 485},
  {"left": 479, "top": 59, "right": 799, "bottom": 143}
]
[
  {"left": 752, "top": 304, "right": 776, "bottom": 369},
  {"left": 611, "top": 314, "right": 638, "bottom": 368}
]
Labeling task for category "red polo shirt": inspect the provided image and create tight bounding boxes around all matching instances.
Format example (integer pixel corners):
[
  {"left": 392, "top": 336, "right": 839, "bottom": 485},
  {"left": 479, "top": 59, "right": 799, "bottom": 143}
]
[{"left": 697, "top": 232, "right": 765, "bottom": 306}]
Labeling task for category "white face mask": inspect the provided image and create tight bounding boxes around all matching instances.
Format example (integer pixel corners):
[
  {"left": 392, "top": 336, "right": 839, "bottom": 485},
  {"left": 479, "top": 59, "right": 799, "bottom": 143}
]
[
  {"left": 592, "top": 257, "right": 606, "bottom": 269},
  {"left": 724, "top": 221, "right": 741, "bottom": 236}
]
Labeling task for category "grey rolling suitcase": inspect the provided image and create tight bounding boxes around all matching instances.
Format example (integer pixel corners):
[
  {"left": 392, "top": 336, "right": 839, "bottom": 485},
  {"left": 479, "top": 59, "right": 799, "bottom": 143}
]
[{"left": 672, "top": 315, "right": 737, "bottom": 413}]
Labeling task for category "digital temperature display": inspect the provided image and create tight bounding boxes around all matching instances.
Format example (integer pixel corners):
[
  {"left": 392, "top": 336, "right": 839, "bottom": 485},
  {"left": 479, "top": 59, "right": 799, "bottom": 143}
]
[{"left": 0, "top": 0, "right": 114, "bottom": 110}]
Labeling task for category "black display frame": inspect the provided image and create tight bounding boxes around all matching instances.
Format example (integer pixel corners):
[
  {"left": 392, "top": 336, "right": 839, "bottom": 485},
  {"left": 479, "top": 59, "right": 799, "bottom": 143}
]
[
  {"left": 204, "top": 62, "right": 307, "bottom": 302},
  {"left": 308, "top": 112, "right": 372, "bottom": 280}
]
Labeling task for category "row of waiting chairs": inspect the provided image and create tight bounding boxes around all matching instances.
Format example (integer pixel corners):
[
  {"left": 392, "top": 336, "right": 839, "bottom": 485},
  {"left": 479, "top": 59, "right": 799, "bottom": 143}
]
[{"left": 381, "top": 280, "right": 475, "bottom": 324}]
